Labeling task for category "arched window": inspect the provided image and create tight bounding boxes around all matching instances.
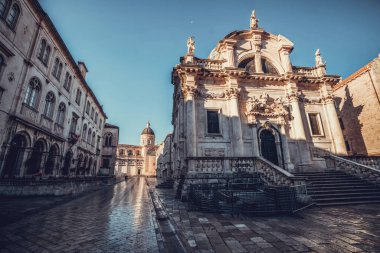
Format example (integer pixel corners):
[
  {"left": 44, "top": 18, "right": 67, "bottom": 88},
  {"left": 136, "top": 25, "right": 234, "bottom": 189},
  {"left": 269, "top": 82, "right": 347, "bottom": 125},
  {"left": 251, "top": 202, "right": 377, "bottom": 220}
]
[
  {"left": 56, "top": 103, "right": 66, "bottom": 125},
  {"left": 52, "top": 58, "right": 59, "bottom": 77},
  {"left": 82, "top": 124, "right": 87, "bottom": 140},
  {"left": 6, "top": 3, "right": 20, "bottom": 29},
  {"left": 63, "top": 72, "right": 72, "bottom": 91},
  {"left": 128, "top": 150, "right": 133, "bottom": 156},
  {"left": 37, "top": 39, "right": 46, "bottom": 60},
  {"left": 0, "top": 0, "right": 10, "bottom": 17},
  {"left": 91, "top": 132, "right": 95, "bottom": 146},
  {"left": 24, "top": 78, "right": 41, "bottom": 108},
  {"left": 43, "top": 46, "right": 51, "bottom": 64},
  {"left": 119, "top": 149, "right": 124, "bottom": 155},
  {"left": 57, "top": 62, "right": 63, "bottom": 80},
  {"left": 43, "top": 92, "right": 55, "bottom": 118},
  {"left": 87, "top": 128, "right": 92, "bottom": 143},
  {"left": 136, "top": 150, "right": 140, "bottom": 156}
]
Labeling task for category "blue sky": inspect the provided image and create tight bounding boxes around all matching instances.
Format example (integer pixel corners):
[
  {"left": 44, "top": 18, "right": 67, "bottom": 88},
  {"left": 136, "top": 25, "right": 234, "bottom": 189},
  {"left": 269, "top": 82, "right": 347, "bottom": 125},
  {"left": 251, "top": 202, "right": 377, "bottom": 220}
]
[{"left": 39, "top": 0, "right": 380, "bottom": 145}]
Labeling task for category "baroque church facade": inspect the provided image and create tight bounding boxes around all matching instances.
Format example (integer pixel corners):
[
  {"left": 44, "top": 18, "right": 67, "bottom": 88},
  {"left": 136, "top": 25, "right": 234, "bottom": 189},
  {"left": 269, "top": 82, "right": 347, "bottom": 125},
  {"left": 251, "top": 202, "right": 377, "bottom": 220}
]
[
  {"left": 171, "top": 11, "right": 346, "bottom": 179},
  {"left": 116, "top": 122, "right": 158, "bottom": 176}
]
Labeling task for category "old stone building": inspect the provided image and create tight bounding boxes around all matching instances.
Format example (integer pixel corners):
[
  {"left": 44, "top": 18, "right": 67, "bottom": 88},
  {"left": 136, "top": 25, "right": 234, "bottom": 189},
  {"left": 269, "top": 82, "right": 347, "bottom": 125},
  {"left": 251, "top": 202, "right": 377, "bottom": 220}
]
[
  {"left": 171, "top": 10, "right": 346, "bottom": 181},
  {"left": 156, "top": 133, "right": 173, "bottom": 178},
  {"left": 0, "top": 0, "right": 107, "bottom": 177},
  {"left": 100, "top": 123, "right": 119, "bottom": 176},
  {"left": 333, "top": 55, "right": 380, "bottom": 156},
  {"left": 116, "top": 122, "right": 158, "bottom": 176}
]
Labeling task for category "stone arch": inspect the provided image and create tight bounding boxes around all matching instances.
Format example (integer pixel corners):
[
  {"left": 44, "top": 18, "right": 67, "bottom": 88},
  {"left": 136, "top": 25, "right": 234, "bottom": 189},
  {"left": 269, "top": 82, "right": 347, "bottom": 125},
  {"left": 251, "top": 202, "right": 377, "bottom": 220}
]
[
  {"left": 26, "top": 138, "right": 47, "bottom": 175},
  {"left": 61, "top": 150, "right": 73, "bottom": 176},
  {"left": 257, "top": 123, "right": 285, "bottom": 168},
  {"left": 45, "top": 143, "right": 60, "bottom": 175},
  {"left": 237, "top": 51, "right": 285, "bottom": 74},
  {"left": 1, "top": 131, "right": 30, "bottom": 177},
  {"left": 76, "top": 153, "right": 83, "bottom": 175}
]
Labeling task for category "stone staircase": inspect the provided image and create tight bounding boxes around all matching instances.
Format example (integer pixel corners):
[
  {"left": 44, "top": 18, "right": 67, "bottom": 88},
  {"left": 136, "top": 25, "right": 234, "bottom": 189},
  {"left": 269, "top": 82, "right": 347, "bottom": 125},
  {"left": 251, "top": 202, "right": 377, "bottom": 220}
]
[
  {"left": 155, "top": 179, "right": 175, "bottom": 189},
  {"left": 294, "top": 170, "right": 380, "bottom": 207}
]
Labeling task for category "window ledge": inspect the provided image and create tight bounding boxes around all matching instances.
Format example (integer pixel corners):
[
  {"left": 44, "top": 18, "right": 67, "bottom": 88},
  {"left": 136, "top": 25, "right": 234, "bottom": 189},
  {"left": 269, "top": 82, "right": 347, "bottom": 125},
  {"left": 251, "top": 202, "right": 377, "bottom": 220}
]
[{"left": 22, "top": 103, "right": 39, "bottom": 113}]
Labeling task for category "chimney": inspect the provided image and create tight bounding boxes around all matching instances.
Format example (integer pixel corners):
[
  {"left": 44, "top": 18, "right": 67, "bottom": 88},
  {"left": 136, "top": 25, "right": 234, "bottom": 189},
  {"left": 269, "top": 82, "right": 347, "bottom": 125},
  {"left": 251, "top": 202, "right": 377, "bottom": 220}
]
[{"left": 78, "top": 61, "right": 88, "bottom": 79}]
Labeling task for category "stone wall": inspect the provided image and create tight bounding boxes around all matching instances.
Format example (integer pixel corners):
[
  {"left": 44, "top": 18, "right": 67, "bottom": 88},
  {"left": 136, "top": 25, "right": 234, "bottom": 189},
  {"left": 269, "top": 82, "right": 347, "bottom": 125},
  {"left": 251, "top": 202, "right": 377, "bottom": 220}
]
[
  {"left": 0, "top": 177, "right": 118, "bottom": 196},
  {"left": 334, "top": 56, "right": 380, "bottom": 156}
]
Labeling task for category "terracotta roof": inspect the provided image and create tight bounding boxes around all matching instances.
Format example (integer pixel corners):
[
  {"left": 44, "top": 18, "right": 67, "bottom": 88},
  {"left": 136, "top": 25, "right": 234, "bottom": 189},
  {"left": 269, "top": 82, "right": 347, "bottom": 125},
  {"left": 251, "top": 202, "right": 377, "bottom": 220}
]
[{"left": 333, "top": 57, "right": 378, "bottom": 91}]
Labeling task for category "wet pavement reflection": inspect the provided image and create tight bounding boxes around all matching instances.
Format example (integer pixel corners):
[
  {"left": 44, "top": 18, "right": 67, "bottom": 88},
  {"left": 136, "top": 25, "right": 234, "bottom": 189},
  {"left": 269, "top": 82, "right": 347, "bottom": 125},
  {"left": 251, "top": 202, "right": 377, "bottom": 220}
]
[{"left": 0, "top": 177, "right": 159, "bottom": 253}]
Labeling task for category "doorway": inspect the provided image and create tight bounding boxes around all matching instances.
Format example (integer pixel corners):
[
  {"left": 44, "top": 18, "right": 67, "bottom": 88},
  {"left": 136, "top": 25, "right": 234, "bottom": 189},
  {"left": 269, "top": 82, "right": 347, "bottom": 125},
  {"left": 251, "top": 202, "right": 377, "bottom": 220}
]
[{"left": 260, "top": 129, "right": 279, "bottom": 165}]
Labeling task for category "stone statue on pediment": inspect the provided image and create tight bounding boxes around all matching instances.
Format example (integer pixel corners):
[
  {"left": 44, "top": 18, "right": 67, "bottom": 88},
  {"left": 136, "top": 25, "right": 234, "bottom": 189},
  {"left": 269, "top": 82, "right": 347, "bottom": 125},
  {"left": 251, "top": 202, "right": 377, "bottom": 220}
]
[
  {"left": 187, "top": 36, "right": 195, "bottom": 55},
  {"left": 250, "top": 10, "right": 259, "bottom": 29},
  {"left": 315, "top": 49, "right": 326, "bottom": 67}
]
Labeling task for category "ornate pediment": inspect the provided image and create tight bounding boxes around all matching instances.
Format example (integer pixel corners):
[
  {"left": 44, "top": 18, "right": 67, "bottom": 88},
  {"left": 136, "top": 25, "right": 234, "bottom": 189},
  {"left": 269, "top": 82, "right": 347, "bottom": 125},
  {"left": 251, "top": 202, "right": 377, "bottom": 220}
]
[{"left": 245, "top": 92, "right": 288, "bottom": 124}]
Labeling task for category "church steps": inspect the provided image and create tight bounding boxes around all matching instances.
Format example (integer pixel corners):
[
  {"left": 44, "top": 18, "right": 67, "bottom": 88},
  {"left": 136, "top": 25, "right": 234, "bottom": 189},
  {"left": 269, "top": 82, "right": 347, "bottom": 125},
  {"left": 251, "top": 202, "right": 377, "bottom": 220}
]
[{"left": 294, "top": 171, "right": 380, "bottom": 207}]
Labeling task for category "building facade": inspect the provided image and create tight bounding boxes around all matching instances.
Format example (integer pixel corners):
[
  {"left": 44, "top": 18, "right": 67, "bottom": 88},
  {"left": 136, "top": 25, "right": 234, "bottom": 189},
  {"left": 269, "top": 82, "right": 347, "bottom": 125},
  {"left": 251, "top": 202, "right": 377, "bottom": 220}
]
[
  {"left": 100, "top": 123, "right": 119, "bottom": 176},
  {"left": 156, "top": 133, "right": 173, "bottom": 178},
  {"left": 0, "top": 0, "right": 107, "bottom": 178},
  {"left": 171, "top": 11, "right": 346, "bottom": 180},
  {"left": 333, "top": 55, "right": 380, "bottom": 156},
  {"left": 116, "top": 122, "right": 158, "bottom": 176}
]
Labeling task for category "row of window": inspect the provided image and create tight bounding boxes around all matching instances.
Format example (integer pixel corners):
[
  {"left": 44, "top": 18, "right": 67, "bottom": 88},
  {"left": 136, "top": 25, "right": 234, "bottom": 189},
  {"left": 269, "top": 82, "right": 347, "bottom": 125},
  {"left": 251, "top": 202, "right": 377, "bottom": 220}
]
[
  {"left": 81, "top": 124, "right": 98, "bottom": 147},
  {"left": 86, "top": 100, "right": 99, "bottom": 125},
  {"left": 24, "top": 78, "right": 66, "bottom": 125},
  {"left": 0, "top": 0, "right": 20, "bottom": 29},
  {"left": 119, "top": 149, "right": 141, "bottom": 156},
  {"left": 104, "top": 133, "right": 113, "bottom": 147},
  {"left": 205, "top": 110, "right": 325, "bottom": 137},
  {"left": 23, "top": 77, "right": 103, "bottom": 132},
  {"left": 38, "top": 39, "right": 73, "bottom": 93}
]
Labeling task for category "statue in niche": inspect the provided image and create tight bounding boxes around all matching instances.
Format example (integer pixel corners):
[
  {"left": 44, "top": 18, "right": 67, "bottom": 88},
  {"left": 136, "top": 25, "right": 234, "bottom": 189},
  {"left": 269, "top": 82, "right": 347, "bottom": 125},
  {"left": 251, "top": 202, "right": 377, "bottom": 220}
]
[{"left": 187, "top": 36, "right": 195, "bottom": 55}]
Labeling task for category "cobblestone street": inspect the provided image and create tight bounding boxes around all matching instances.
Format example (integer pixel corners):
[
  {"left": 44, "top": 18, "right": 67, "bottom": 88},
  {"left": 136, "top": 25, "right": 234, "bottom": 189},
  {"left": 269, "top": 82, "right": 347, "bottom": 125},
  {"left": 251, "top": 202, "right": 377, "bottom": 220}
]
[
  {"left": 0, "top": 178, "right": 159, "bottom": 253},
  {"left": 152, "top": 180, "right": 380, "bottom": 253}
]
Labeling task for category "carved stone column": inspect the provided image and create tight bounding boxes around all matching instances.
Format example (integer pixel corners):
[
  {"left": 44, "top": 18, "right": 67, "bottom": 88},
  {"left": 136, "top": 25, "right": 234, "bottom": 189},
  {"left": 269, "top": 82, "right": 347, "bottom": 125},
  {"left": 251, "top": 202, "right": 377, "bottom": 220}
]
[
  {"left": 287, "top": 84, "right": 312, "bottom": 168},
  {"left": 321, "top": 85, "right": 347, "bottom": 155},
  {"left": 253, "top": 33, "right": 263, "bottom": 73},
  {"left": 182, "top": 85, "right": 197, "bottom": 158},
  {"left": 279, "top": 123, "right": 294, "bottom": 171},
  {"left": 226, "top": 84, "right": 244, "bottom": 156},
  {"left": 280, "top": 48, "right": 293, "bottom": 73},
  {"left": 251, "top": 124, "right": 260, "bottom": 157}
]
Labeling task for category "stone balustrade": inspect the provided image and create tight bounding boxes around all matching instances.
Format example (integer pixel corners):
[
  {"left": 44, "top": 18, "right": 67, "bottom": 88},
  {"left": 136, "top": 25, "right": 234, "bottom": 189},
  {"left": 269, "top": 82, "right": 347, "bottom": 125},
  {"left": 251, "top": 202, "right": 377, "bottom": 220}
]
[
  {"left": 194, "top": 58, "right": 224, "bottom": 70},
  {"left": 325, "top": 155, "right": 380, "bottom": 186},
  {"left": 340, "top": 156, "right": 380, "bottom": 170},
  {"left": 187, "top": 156, "right": 301, "bottom": 187},
  {"left": 292, "top": 66, "right": 319, "bottom": 77}
]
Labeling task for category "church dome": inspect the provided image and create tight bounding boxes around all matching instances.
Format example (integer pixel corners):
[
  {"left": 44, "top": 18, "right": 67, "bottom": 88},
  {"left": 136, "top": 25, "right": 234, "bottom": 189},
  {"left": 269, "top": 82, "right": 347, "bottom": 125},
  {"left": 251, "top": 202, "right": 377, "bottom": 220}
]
[{"left": 141, "top": 122, "right": 155, "bottom": 135}]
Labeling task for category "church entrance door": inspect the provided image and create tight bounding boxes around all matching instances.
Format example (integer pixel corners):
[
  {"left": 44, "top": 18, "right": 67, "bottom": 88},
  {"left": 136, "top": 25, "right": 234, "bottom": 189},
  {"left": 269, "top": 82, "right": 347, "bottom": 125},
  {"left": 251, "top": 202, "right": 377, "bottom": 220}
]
[{"left": 260, "top": 130, "right": 279, "bottom": 165}]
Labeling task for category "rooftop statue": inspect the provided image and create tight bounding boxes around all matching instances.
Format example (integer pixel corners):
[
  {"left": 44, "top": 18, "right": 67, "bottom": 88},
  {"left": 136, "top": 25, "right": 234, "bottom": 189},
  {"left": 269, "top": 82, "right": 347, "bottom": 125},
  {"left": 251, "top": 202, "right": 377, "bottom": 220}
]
[
  {"left": 250, "top": 10, "right": 259, "bottom": 29},
  {"left": 187, "top": 36, "right": 195, "bottom": 55},
  {"left": 315, "top": 49, "right": 326, "bottom": 67}
]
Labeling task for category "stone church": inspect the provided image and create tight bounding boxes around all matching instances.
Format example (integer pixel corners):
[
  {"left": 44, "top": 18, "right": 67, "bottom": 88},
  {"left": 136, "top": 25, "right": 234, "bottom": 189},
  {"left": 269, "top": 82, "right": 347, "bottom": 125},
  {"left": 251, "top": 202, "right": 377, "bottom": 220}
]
[
  {"left": 171, "top": 10, "right": 347, "bottom": 179},
  {"left": 116, "top": 122, "right": 158, "bottom": 176}
]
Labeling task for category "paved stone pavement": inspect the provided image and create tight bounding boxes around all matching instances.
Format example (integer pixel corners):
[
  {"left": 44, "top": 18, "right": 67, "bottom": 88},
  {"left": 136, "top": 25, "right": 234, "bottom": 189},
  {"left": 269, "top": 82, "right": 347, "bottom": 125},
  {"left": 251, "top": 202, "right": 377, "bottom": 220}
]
[
  {"left": 0, "top": 177, "right": 159, "bottom": 253},
  {"left": 151, "top": 179, "right": 380, "bottom": 253}
]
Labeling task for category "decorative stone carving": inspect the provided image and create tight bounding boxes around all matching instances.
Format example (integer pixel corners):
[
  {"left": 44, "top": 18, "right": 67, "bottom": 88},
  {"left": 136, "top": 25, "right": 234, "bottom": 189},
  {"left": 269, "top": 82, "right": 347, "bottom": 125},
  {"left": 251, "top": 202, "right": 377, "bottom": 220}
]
[
  {"left": 224, "top": 87, "right": 240, "bottom": 99},
  {"left": 204, "top": 148, "right": 225, "bottom": 157},
  {"left": 245, "top": 94, "right": 288, "bottom": 125},
  {"left": 187, "top": 36, "right": 195, "bottom": 55},
  {"left": 181, "top": 85, "right": 198, "bottom": 98},
  {"left": 286, "top": 90, "right": 300, "bottom": 102},
  {"left": 197, "top": 89, "right": 226, "bottom": 99}
]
